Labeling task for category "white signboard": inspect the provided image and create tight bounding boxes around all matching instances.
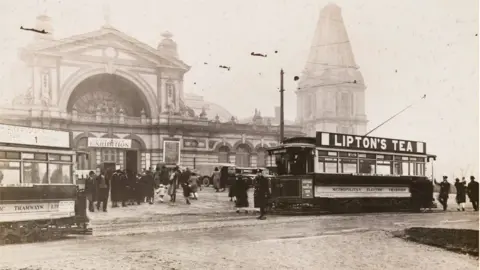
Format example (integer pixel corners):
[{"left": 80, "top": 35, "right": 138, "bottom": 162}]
[
  {"left": 0, "top": 124, "right": 70, "bottom": 148},
  {"left": 87, "top": 138, "right": 132, "bottom": 149},
  {"left": 146, "top": 153, "right": 151, "bottom": 169},
  {"left": 314, "top": 186, "right": 410, "bottom": 198},
  {"left": 0, "top": 200, "right": 75, "bottom": 222}
]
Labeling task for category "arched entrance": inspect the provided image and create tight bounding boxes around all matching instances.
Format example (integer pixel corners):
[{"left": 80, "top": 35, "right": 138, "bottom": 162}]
[{"left": 66, "top": 73, "right": 152, "bottom": 117}]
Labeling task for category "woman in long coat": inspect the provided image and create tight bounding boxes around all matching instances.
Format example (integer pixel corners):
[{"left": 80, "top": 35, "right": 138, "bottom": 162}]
[
  {"left": 234, "top": 175, "right": 249, "bottom": 213},
  {"left": 454, "top": 178, "right": 467, "bottom": 211},
  {"left": 168, "top": 166, "right": 180, "bottom": 203},
  {"left": 211, "top": 167, "right": 221, "bottom": 192}
]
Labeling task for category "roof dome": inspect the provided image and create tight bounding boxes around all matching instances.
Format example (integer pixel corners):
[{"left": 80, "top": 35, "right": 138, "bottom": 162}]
[
  {"left": 157, "top": 31, "right": 178, "bottom": 58},
  {"left": 183, "top": 93, "right": 234, "bottom": 122}
]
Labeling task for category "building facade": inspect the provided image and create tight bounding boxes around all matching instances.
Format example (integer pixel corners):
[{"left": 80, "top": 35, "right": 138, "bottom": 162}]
[
  {"left": 296, "top": 4, "right": 368, "bottom": 136},
  {"left": 0, "top": 14, "right": 303, "bottom": 174}
]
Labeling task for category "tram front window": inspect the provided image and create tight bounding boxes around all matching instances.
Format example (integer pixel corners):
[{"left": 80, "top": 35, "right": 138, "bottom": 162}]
[{"left": 273, "top": 147, "right": 314, "bottom": 176}]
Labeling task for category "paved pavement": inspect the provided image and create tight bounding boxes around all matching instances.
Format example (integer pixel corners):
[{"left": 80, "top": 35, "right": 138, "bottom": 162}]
[
  {"left": 0, "top": 209, "right": 478, "bottom": 269},
  {"left": 88, "top": 188, "right": 477, "bottom": 226}
]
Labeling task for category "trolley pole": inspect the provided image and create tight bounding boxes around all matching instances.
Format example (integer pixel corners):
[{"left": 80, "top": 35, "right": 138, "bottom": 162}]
[
  {"left": 364, "top": 94, "right": 426, "bottom": 136},
  {"left": 280, "top": 69, "right": 285, "bottom": 144}
]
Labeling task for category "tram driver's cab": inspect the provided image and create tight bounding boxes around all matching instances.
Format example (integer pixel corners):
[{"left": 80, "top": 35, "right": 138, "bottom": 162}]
[{"left": 270, "top": 143, "right": 315, "bottom": 176}]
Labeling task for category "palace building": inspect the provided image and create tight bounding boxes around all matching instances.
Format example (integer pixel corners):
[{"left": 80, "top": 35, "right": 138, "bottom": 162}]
[{"left": 0, "top": 12, "right": 303, "bottom": 174}]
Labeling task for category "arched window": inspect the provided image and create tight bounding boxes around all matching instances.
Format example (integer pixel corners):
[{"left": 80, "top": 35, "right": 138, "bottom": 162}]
[
  {"left": 256, "top": 148, "right": 267, "bottom": 167},
  {"left": 218, "top": 146, "right": 229, "bottom": 163},
  {"left": 235, "top": 144, "right": 251, "bottom": 167}
]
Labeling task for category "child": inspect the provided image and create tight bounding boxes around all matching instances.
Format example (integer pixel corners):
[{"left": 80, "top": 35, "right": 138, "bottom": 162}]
[
  {"left": 189, "top": 175, "right": 199, "bottom": 200},
  {"left": 181, "top": 181, "right": 192, "bottom": 205}
]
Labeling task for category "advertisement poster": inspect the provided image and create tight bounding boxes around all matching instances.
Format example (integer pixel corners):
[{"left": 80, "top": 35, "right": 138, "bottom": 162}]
[
  {"left": 163, "top": 141, "right": 180, "bottom": 164},
  {"left": 301, "top": 179, "right": 313, "bottom": 198}
]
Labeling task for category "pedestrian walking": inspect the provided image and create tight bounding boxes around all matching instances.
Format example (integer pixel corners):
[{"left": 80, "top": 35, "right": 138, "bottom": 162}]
[
  {"left": 156, "top": 165, "right": 170, "bottom": 202},
  {"left": 212, "top": 167, "right": 221, "bottom": 192},
  {"left": 234, "top": 175, "right": 249, "bottom": 214},
  {"left": 467, "top": 176, "right": 479, "bottom": 211},
  {"left": 119, "top": 170, "right": 128, "bottom": 207},
  {"left": 85, "top": 171, "right": 97, "bottom": 212},
  {"left": 435, "top": 175, "right": 451, "bottom": 211},
  {"left": 96, "top": 169, "right": 110, "bottom": 212},
  {"left": 220, "top": 166, "right": 228, "bottom": 192},
  {"left": 188, "top": 172, "right": 200, "bottom": 200},
  {"left": 254, "top": 170, "right": 270, "bottom": 220},
  {"left": 168, "top": 166, "right": 180, "bottom": 203},
  {"left": 181, "top": 181, "right": 192, "bottom": 205},
  {"left": 143, "top": 169, "right": 155, "bottom": 204},
  {"left": 454, "top": 178, "right": 467, "bottom": 211}
]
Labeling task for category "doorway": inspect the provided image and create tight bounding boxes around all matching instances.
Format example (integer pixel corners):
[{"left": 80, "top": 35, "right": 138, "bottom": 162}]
[{"left": 125, "top": 150, "right": 138, "bottom": 178}]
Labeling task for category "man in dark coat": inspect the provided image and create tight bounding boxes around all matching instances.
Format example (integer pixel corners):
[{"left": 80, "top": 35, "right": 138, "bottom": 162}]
[
  {"left": 96, "top": 170, "right": 110, "bottom": 212},
  {"left": 220, "top": 166, "right": 228, "bottom": 192},
  {"left": 119, "top": 170, "right": 128, "bottom": 207},
  {"left": 253, "top": 170, "right": 270, "bottom": 220},
  {"left": 85, "top": 171, "right": 97, "bottom": 212},
  {"left": 467, "top": 176, "right": 479, "bottom": 211},
  {"left": 435, "top": 175, "right": 451, "bottom": 211},
  {"left": 234, "top": 175, "right": 249, "bottom": 213},
  {"left": 454, "top": 178, "right": 467, "bottom": 211},
  {"left": 110, "top": 170, "right": 122, "bottom": 208},
  {"left": 143, "top": 169, "right": 155, "bottom": 204}
]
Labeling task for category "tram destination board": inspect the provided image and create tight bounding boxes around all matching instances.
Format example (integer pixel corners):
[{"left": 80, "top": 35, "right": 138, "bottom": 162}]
[{"left": 316, "top": 132, "right": 426, "bottom": 155}]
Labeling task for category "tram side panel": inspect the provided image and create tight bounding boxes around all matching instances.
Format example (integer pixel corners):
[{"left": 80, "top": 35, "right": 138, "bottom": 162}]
[{"left": 270, "top": 174, "right": 433, "bottom": 212}]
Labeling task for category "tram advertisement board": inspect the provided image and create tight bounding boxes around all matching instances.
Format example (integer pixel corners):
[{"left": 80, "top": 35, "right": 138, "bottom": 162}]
[
  {"left": 301, "top": 179, "right": 313, "bottom": 198},
  {"left": 316, "top": 132, "right": 426, "bottom": 154},
  {"left": 163, "top": 140, "right": 181, "bottom": 164},
  {"left": 0, "top": 124, "right": 70, "bottom": 148}
]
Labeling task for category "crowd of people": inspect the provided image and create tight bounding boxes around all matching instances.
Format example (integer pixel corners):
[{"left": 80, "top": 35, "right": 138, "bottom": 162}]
[
  {"left": 82, "top": 165, "right": 272, "bottom": 220},
  {"left": 434, "top": 175, "right": 479, "bottom": 211},
  {"left": 83, "top": 165, "right": 200, "bottom": 212}
]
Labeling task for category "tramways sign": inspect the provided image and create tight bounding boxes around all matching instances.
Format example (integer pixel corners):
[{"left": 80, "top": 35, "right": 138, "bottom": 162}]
[
  {"left": 0, "top": 124, "right": 70, "bottom": 148},
  {"left": 316, "top": 132, "right": 426, "bottom": 154}
]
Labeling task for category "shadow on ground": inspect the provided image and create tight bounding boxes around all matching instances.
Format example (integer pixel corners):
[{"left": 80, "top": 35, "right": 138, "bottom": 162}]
[{"left": 394, "top": 227, "right": 479, "bottom": 257}]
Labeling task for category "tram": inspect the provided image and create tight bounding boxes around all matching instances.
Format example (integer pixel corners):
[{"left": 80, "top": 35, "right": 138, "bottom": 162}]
[
  {"left": 0, "top": 124, "right": 91, "bottom": 244},
  {"left": 266, "top": 132, "right": 436, "bottom": 213}
]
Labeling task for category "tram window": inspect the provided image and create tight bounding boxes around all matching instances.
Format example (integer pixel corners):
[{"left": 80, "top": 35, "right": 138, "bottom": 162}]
[
  {"left": 376, "top": 160, "right": 392, "bottom": 175},
  {"left": 23, "top": 162, "right": 48, "bottom": 184},
  {"left": 393, "top": 162, "right": 402, "bottom": 175},
  {"left": 359, "top": 159, "right": 375, "bottom": 174},
  {"left": 34, "top": 153, "right": 47, "bottom": 161},
  {"left": 327, "top": 152, "right": 338, "bottom": 157},
  {"left": 317, "top": 150, "right": 328, "bottom": 156},
  {"left": 340, "top": 158, "right": 357, "bottom": 173},
  {"left": 377, "top": 155, "right": 393, "bottom": 160},
  {"left": 324, "top": 158, "right": 338, "bottom": 173},
  {"left": 413, "top": 163, "right": 425, "bottom": 176},
  {"left": 60, "top": 155, "right": 72, "bottom": 162},
  {"left": 0, "top": 161, "right": 20, "bottom": 185},
  {"left": 339, "top": 152, "right": 357, "bottom": 158},
  {"left": 401, "top": 162, "right": 410, "bottom": 175},
  {"left": 6, "top": 152, "right": 20, "bottom": 159},
  {"left": 49, "top": 163, "right": 72, "bottom": 184},
  {"left": 49, "top": 154, "right": 60, "bottom": 161},
  {"left": 21, "top": 153, "right": 35, "bottom": 159},
  {"left": 0, "top": 151, "right": 5, "bottom": 159}
]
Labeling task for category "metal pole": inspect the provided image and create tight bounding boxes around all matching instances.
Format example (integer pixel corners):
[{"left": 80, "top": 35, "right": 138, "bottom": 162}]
[
  {"left": 364, "top": 94, "right": 426, "bottom": 136},
  {"left": 280, "top": 69, "right": 285, "bottom": 144}
]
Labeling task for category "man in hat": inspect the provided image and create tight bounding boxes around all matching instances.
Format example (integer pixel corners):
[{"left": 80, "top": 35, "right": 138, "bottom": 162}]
[
  {"left": 254, "top": 169, "right": 270, "bottom": 220},
  {"left": 454, "top": 178, "right": 467, "bottom": 211},
  {"left": 434, "top": 175, "right": 451, "bottom": 211},
  {"left": 467, "top": 176, "right": 479, "bottom": 211}
]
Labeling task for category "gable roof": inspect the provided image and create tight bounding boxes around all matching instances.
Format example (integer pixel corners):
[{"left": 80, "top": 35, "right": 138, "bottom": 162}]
[{"left": 25, "top": 25, "right": 190, "bottom": 71}]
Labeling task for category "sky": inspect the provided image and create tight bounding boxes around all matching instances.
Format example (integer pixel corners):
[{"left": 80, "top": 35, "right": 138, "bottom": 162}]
[{"left": 0, "top": 0, "right": 478, "bottom": 180}]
